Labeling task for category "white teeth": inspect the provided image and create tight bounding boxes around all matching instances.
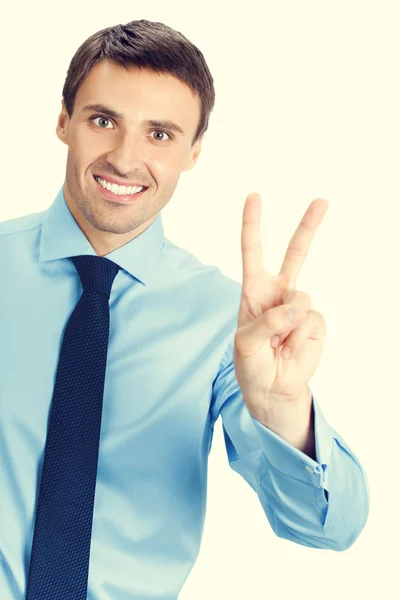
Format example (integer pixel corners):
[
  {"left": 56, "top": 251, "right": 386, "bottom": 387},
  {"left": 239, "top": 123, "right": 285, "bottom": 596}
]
[{"left": 95, "top": 176, "right": 144, "bottom": 195}]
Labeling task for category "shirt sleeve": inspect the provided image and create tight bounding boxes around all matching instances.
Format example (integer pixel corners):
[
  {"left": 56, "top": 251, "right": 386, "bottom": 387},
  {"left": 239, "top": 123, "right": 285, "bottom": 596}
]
[{"left": 210, "top": 340, "right": 370, "bottom": 551}]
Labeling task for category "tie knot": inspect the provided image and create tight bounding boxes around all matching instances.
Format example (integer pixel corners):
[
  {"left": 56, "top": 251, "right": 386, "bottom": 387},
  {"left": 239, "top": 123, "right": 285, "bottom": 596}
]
[{"left": 70, "top": 255, "right": 120, "bottom": 298}]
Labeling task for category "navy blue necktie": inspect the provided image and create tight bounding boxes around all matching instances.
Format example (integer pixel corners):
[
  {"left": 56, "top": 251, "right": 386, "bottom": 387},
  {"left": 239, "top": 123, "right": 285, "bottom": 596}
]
[{"left": 26, "top": 255, "right": 120, "bottom": 599}]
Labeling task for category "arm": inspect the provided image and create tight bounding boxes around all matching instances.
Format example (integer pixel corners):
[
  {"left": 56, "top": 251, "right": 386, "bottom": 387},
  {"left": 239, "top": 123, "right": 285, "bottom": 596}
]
[{"left": 211, "top": 340, "right": 369, "bottom": 551}]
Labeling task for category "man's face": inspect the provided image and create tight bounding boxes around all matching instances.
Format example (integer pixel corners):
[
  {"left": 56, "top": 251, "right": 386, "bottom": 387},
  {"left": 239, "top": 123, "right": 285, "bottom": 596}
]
[{"left": 56, "top": 60, "right": 203, "bottom": 253}]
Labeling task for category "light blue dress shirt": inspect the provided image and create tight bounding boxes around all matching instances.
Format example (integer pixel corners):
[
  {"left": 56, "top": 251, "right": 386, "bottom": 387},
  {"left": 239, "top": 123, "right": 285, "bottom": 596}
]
[{"left": 0, "top": 185, "right": 369, "bottom": 599}]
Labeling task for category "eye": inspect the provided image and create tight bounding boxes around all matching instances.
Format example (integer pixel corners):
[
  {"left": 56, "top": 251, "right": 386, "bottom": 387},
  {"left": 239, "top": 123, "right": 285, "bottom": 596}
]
[
  {"left": 91, "top": 115, "right": 114, "bottom": 129},
  {"left": 150, "top": 130, "right": 171, "bottom": 142}
]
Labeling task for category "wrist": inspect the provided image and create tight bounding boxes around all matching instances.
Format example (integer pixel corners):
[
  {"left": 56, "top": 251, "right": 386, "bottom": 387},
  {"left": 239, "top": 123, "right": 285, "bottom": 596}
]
[{"left": 249, "top": 386, "right": 316, "bottom": 456}]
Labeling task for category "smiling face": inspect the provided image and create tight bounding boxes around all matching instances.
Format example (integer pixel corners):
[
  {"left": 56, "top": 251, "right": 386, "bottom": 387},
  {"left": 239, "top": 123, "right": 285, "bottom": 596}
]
[{"left": 56, "top": 60, "right": 203, "bottom": 255}]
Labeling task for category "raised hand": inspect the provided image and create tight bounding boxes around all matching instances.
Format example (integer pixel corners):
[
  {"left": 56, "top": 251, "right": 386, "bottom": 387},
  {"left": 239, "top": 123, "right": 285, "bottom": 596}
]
[{"left": 233, "top": 193, "right": 329, "bottom": 452}]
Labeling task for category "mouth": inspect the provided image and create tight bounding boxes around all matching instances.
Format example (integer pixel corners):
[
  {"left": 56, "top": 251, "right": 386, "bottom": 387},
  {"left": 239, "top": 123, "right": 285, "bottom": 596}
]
[{"left": 93, "top": 174, "right": 148, "bottom": 204}]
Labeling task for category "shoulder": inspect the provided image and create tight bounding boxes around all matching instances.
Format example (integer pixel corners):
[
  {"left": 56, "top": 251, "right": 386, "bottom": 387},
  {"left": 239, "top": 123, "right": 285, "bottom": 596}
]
[
  {"left": 161, "top": 236, "right": 242, "bottom": 312},
  {"left": 0, "top": 210, "right": 45, "bottom": 238}
]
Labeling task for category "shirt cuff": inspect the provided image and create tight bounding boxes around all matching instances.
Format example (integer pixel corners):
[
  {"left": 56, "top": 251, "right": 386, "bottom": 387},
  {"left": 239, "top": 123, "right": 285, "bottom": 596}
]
[{"left": 249, "top": 394, "right": 333, "bottom": 490}]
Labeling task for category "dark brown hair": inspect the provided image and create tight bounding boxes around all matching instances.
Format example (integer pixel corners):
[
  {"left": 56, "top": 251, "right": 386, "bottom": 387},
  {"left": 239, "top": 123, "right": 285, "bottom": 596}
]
[{"left": 61, "top": 20, "right": 215, "bottom": 145}]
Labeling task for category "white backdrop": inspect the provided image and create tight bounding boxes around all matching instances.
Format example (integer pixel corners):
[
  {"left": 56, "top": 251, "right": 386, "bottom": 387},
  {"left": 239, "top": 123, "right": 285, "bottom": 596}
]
[{"left": 1, "top": 1, "right": 399, "bottom": 598}]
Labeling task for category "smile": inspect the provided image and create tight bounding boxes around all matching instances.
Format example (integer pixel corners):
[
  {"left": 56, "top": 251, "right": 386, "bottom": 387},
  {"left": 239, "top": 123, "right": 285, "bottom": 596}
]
[
  {"left": 93, "top": 175, "right": 148, "bottom": 204},
  {"left": 94, "top": 176, "right": 145, "bottom": 196}
]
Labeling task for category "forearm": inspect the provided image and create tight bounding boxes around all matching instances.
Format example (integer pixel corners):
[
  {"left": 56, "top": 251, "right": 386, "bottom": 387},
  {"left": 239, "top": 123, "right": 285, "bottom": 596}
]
[{"left": 248, "top": 397, "right": 370, "bottom": 551}]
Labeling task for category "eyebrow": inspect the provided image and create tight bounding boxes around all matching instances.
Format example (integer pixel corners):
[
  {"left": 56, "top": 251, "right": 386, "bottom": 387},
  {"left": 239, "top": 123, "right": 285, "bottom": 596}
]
[{"left": 81, "top": 103, "right": 185, "bottom": 136}]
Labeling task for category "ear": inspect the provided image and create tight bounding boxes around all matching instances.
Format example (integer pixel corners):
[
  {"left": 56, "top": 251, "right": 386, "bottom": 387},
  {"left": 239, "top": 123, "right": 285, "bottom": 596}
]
[
  {"left": 182, "top": 136, "right": 203, "bottom": 172},
  {"left": 56, "top": 100, "right": 70, "bottom": 145}
]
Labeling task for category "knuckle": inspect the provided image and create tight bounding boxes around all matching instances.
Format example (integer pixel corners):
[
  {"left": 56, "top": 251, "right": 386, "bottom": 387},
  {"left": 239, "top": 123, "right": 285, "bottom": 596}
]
[
  {"left": 311, "top": 310, "right": 326, "bottom": 330},
  {"left": 263, "top": 311, "right": 277, "bottom": 330},
  {"left": 285, "top": 289, "right": 311, "bottom": 309},
  {"left": 279, "top": 274, "right": 293, "bottom": 289},
  {"left": 311, "top": 309, "right": 322, "bottom": 320},
  {"left": 293, "top": 290, "right": 309, "bottom": 303},
  {"left": 287, "top": 244, "right": 305, "bottom": 258}
]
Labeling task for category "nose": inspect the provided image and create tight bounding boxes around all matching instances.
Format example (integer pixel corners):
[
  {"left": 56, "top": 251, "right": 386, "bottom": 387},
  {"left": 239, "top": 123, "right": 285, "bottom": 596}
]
[{"left": 106, "top": 130, "right": 146, "bottom": 176}]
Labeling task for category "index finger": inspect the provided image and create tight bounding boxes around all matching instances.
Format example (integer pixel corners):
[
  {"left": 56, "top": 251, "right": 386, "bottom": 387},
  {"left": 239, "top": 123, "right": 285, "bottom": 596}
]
[
  {"left": 279, "top": 198, "right": 329, "bottom": 287},
  {"left": 241, "top": 193, "right": 265, "bottom": 281}
]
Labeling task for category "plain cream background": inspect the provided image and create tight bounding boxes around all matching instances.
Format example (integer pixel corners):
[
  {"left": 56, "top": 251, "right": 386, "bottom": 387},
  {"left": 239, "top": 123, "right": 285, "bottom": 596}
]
[{"left": 1, "top": 1, "right": 399, "bottom": 598}]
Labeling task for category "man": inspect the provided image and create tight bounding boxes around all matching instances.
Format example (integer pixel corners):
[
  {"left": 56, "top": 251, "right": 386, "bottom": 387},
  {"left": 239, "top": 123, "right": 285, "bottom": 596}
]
[{"left": 0, "top": 19, "right": 369, "bottom": 600}]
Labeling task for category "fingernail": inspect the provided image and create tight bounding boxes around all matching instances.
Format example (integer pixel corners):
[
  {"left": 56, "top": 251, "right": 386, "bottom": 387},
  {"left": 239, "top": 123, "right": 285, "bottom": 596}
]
[
  {"left": 287, "top": 308, "right": 297, "bottom": 323},
  {"left": 281, "top": 346, "right": 291, "bottom": 360}
]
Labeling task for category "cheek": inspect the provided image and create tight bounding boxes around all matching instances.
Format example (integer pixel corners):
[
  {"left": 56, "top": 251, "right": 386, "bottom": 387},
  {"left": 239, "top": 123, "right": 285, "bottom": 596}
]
[
  {"left": 151, "top": 149, "right": 190, "bottom": 179},
  {"left": 69, "top": 129, "right": 105, "bottom": 169}
]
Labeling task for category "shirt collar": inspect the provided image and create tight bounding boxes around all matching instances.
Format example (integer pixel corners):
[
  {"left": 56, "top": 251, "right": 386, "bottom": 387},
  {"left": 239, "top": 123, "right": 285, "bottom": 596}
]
[{"left": 39, "top": 184, "right": 165, "bottom": 285}]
